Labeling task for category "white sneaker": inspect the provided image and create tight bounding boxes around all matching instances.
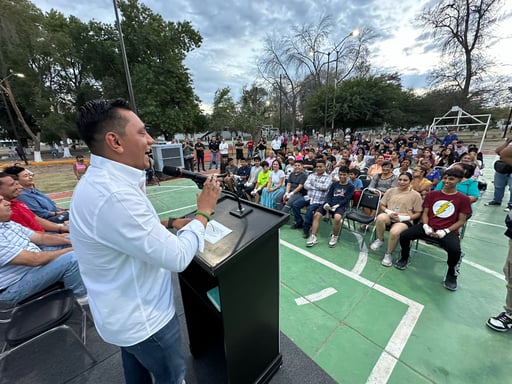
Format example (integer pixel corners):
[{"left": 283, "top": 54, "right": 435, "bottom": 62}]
[
  {"left": 306, "top": 234, "right": 318, "bottom": 247},
  {"left": 381, "top": 253, "right": 393, "bottom": 267},
  {"left": 370, "top": 239, "right": 384, "bottom": 250},
  {"left": 328, "top": 234, "right": 338, "bottom": 247}
]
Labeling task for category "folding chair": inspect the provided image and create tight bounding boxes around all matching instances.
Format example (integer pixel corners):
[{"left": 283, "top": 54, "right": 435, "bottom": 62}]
[
  {"left": 1, "top": 289, "right": 91, "bottom": 354},
  {"left": 434, "top": 166, "right": 447, "bottom": 178},
  {"left": 344, "top": 188, "right": 382, "bottom": 249},
  {"left": 0, "top": 281, "right": 64, "bottom": 324},
  {"left": 358, "top": 174, "right": 371, "bottom": 189}
]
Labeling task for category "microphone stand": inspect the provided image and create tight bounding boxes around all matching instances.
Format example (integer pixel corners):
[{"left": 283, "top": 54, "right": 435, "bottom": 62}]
[{"left": 190, "top": 180, "right": 253, "bottom": 219}]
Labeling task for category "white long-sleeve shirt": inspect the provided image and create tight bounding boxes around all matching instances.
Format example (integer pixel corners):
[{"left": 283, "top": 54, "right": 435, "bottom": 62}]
[{"left": 70, "top": 154, "right": 205, "bottom": 346}]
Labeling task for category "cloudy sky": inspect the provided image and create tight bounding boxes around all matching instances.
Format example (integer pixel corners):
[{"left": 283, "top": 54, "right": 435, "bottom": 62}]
[{"left": 32, "top": 0, "right": 512, "bottom": 111}]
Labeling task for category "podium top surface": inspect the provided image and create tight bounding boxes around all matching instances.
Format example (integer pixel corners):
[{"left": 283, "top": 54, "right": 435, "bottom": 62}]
[{"left": 192, "top": 195, "right": 287, "bottom": 273}]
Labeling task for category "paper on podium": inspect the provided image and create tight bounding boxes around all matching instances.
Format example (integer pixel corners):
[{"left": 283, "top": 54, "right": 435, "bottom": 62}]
[{"left": 205, "top": 219, "right": 232, "bottom": 244}]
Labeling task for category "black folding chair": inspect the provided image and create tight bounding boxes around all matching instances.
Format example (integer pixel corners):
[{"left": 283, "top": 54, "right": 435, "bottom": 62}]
[{"left": 344, "top": 188, "right": 382, "bottom": 249}]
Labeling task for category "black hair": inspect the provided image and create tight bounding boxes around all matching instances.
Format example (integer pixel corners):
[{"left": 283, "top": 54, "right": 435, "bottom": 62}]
[
  {"left": 260, "top": 160, "right": 269, "bottom": 167},
  {"left": 0, "top": 172, "right": 16, "bottom": 183},
  {"left": 348, "top": 168, "right": 360, "bottom": 176},
  {"left": 337, "top": 166, "right": 350, "bottom": 174},
  {"left": 3, "top": 166, "right": 25, "bottom": 176},
  {"left": 76, "top": 99, "right": 132, "bottom": 152},
  {"left": 399, "top": 172, "right": 413, "bottom": 181},
  {"left": 458, "top": 162, "right": 476, "bottom": 179},
  {"left": 443, "top": 167, "right": 464, "bottom": 179}
]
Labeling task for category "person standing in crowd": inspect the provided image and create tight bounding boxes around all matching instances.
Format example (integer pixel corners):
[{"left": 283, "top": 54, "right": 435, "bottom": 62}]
[
  {"left": 395, "top": 168, "right": 472, "bottom": 291},
  {"left": 70, "top": 99, "right": 221, "bottom": 384},
  {"left": 219, "top": 137, "right": 229, "bottom": 160},
  {"left": 194, "top": 138, "right": 206, "bottom": 172},
  {"left": 487, "top": 143, "right": 512, "bottom": 331},
  {"left": 485, "top": 138, "right": 512, "bottom": 211},
  {"left": 208, "top": 136, "right": 219, "bottom": 170},
  {"left": 73, "top": 155, "right": 89, "bottom": 180},
  {"left": 271, "top": 134, "right": 282, "bottom": 154},
  {"left": 246, "top": 136, "right": 254, "bottom": 159},
  {"left": 235, "top": 137, "right": 245, "bottom": 166},
  {"left": 182, "top": 138, "right": 194, "bottom": 171},
  {"left": 257, "top": 137, "right": 267, "bottom": 159}
]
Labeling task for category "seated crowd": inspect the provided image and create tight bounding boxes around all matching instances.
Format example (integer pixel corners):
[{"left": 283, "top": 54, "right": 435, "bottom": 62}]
[
  {"left": 220, "top": 131, "right": 480, "bottom": 291},
  {"left": 0, "top": 166, "right": 88, "bottom": 306}
]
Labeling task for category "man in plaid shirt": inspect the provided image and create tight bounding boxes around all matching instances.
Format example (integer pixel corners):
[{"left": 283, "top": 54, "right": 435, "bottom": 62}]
[{"left": 291, "top": 159, "right": 332, "bottom": 238}]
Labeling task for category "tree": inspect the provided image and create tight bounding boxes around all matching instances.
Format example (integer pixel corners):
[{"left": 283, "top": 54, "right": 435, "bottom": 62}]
[
  {"left": 303, "top": 74, "right": 418, "bottom": 132},
  {"left": 419, "top": 0, "right": 505, "bottom": 103},
  {"left": 236, "top": 84, "right": 269, "bottom": 140},
  {"left": 114, "top": 0, "right": 203, "bottom": 139},
  {"left": 258, "top": 15, "right": 371, "bottom": 134},
  {"left": 209, "top": 87, "right": 236, "bottom": 136}
]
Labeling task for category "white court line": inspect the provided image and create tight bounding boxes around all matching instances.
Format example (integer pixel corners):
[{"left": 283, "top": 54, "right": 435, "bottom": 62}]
[
  {"left": 280, "top": 240, "right": 423, "bottom": 384},
  {"left": 351, "top": 232, "right": 368, "bottom": 275},
  {"left": 158, "top": 204, "right": 197, "bottom": 216},
  {"left": 468, "top": 218, "right": 506, "bottom": 229},
  {"left": 295, "top": 287, "right": 337, "bottom": 305},
  {"left": 413, "top": 245, "right": 505, "bottom": 280}
]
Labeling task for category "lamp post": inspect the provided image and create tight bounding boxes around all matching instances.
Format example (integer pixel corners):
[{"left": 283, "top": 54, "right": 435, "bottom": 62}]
[
  {"left": 0, "top": 71, "right": 27, "bottom": 163},
  {"left": 312, "top": 29, "right": 360, "bottom": 138},
  {"left": 330, "top": 29, "right": 359, "bottom": 137},
  {"left": 279, "top": 74, "right": 283, "bottom": 133},
  {"left": 113, "top": 0, "right": 137, "bottom": 113}
]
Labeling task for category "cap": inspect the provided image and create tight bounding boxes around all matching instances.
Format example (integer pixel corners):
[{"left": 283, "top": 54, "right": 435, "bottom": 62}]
[{"left": 288, "top": 155, "right": 295, "bottom": 160}]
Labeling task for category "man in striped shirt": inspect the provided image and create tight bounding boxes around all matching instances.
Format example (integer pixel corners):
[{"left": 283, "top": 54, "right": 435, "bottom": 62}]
[{"left": 0, "top": 195, "right": 86, "bottom": 305}]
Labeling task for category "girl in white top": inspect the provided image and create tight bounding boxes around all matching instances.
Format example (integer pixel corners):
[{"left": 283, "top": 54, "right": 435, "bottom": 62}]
[{"left": 261, "top": 160, "right": 286, "bottom": 209}]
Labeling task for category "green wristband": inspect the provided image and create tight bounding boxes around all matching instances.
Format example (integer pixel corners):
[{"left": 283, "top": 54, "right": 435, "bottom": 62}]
[{"left": 195, "top": 211, "right": 211, "bottom": 222}]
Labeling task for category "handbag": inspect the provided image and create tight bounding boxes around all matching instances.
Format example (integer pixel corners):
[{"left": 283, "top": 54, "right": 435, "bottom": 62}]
[{"left": 494, "top": 160, "right": 512, "bottom": 175}]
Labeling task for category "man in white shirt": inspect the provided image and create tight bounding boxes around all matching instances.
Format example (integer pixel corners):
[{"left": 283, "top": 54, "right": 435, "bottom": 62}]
[
  {"left": 70, "top": 99, "right": 221, "bottom": 384},
  {"left": 271, "top": 135, "right": 282, "bottom": 153},
  {"left": 219, "top": 137, "right": 229, "bottom": 159}
]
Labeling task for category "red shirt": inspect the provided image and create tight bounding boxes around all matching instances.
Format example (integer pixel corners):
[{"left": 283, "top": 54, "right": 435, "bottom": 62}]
[
  {"left": 10, "top": 199, "right": 45, "bottom": 232},
  {"left": 423, "top": 190, "right": 471, "bottom": 232}
]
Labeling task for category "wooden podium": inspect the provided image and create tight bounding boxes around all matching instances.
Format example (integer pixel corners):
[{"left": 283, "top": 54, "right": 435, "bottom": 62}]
[{"left": 179, "top": 195, "right": 288, "bottom": 383}]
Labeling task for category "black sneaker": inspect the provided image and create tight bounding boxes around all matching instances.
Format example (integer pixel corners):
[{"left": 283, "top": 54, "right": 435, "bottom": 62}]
[
  {"left": 302, "top": 230, "right": 309, "bottom": 239},
  {"left": 290, "top": 222, "right": 303, "bottom": 229},
  {"left": 485, "top": 201, "right": 501, "bottom": 206},
  {"left": 395, "top": 258, "right": 409, "bottom": 270},
  {"left": 443, "top": 273, "right": 457, "bottom": 291},
  {"left": 486, "top": 312, "right": 512, "bottom": 332}
]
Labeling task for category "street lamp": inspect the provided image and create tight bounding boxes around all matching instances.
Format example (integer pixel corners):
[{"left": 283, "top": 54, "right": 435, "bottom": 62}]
[
  {"left": 0, "top": 71, "right": 27, "bottom": 163},
  {"left": 331, "top": 29, "right": 359, "bottom": 136},
  {"left": 312, "top": 28, "right": 359, "bottom": 137},
  {"left": 113, "top": 0, "right": 137, "bottom": 113}
]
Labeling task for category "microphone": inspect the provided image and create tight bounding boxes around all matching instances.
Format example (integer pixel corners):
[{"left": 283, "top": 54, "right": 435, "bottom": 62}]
[
  {"left": 162, "top": 166, "right": 252, "bottom": 218},
  {"left": 163, "top": 166, "right": 208, "bottom": 188}
]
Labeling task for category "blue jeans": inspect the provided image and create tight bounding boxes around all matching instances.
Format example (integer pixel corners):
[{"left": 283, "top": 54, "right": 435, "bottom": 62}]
[
  {"left": 209, "top": 152, "right": 219, "bottom": 169},
  {"left": 291, "top": 197, "right": 321, "bottom": 233},
  {"left": 0, "top": 251, "right": 86, "bottom": 304},
  {"left": 121, "top": 314, "right": 186, "bottom": 384},
  {"left": 493, "top": 171, "right": 512, "bottom": 206}
]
